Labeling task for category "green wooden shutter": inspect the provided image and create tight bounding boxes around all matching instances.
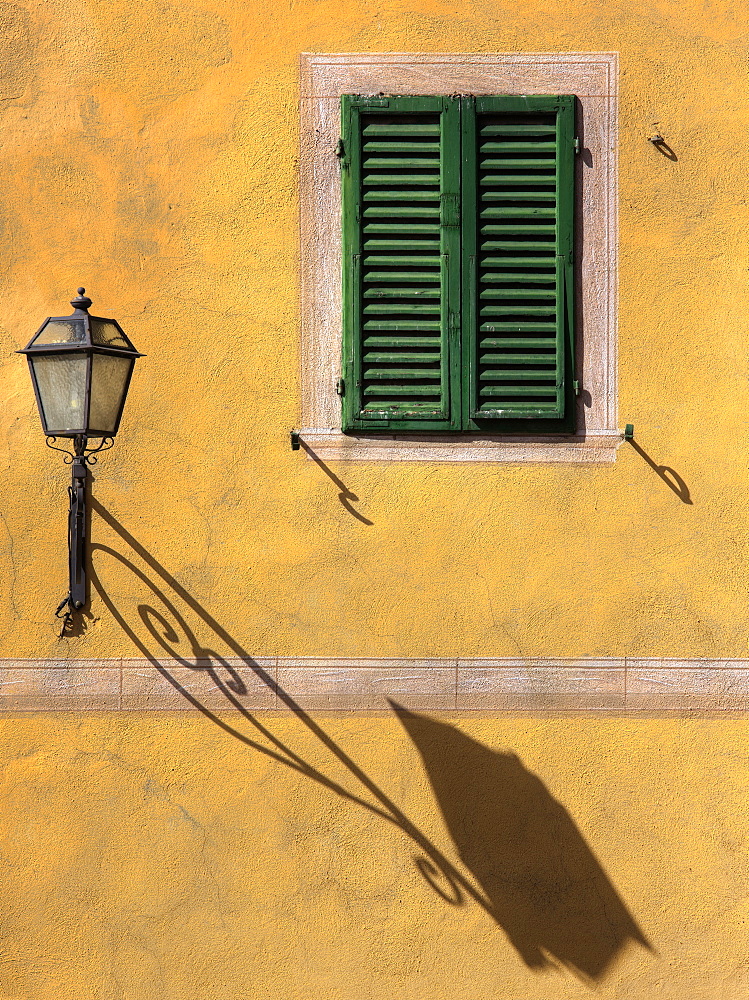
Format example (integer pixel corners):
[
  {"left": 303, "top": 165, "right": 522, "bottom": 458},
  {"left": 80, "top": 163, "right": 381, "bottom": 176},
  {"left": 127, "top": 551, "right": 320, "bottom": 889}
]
[
  {"left": 462, "top": 95, "right": 575, "bottom": 430},
  {"left": 341, "top": 96, "right": 461, "bottom": 432}
]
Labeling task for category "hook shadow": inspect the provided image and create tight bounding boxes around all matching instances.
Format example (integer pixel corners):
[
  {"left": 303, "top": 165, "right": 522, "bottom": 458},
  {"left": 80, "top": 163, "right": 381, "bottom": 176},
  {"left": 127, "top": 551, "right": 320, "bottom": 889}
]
[
  {"left": 650, "top": 138, "right": 678, "bottom": 161},
  {"left": 627, "top": 438, "right": 692, "bottom": 504},
  {"left": 299, "top": 440, "right": 373, "bottom": 524}
]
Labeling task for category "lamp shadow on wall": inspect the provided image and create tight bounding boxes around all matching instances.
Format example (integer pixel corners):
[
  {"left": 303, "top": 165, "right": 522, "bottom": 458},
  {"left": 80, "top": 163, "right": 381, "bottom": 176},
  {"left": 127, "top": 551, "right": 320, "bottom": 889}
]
[
  {"left": 90, "top": 498, "right": 651, "bottom": 984},
  {"left": 393, "top": 704, "right": 651, "bottom": 979}
]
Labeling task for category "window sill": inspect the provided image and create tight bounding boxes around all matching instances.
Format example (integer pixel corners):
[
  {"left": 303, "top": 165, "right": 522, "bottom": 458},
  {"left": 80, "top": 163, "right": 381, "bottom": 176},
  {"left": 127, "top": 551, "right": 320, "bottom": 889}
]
[{"left": 296, "top": 428, "right": 624, "bottom": 463}]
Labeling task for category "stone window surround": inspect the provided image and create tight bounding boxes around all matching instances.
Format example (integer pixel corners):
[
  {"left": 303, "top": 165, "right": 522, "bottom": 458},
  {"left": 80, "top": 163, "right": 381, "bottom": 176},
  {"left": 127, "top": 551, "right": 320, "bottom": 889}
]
[{"left": 299, "top": 51, "right": 620, "bottom": 463}]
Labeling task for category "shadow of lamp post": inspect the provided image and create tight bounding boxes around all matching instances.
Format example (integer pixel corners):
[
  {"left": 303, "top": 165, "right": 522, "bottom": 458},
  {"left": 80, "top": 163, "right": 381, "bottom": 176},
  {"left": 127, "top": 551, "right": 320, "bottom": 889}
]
[{"left": 17, "top": 287, "right": 143, "bottom": 631}]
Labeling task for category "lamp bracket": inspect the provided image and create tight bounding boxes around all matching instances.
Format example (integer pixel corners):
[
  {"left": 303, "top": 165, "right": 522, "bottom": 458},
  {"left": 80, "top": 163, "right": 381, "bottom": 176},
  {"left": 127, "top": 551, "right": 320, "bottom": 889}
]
[
  {"left": 45, "top": 435, "right": 114, "bottom": 465},
  {"left": 55, "top": 594, "right": 75, "bottom": 637}
]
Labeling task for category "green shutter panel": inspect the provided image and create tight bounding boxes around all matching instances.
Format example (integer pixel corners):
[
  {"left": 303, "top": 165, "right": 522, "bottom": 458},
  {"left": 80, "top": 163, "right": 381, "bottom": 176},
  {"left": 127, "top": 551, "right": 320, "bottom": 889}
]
[
  {"left": 462, "top": 95, "right": 575, "bottom": 428},
  {"left": 341, "top": 96, "right": 461, "bottom": 432}
]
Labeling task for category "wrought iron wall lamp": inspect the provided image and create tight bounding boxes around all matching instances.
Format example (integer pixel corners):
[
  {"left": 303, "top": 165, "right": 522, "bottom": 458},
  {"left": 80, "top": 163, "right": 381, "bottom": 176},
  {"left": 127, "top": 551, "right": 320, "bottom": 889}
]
[{"left": 18, "top": 288, "right": 143, "bottom": 629}]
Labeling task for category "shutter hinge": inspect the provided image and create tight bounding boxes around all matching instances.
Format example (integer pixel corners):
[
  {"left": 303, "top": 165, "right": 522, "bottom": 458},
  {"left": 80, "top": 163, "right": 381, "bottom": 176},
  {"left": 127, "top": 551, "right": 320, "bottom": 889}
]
[
  {"left": 440, "top": 192, "right": 460, "bottom": 228},
  {"left": 336, "top": 378, "right": 346, "bottom": 396},
  {"left": 573, "top": 380, "right": 581, "bottom": 396},
  {"left": 336, "top": 138, "right": 345, "bottom": 158},
  {"left": 574, "top": 137, "right": 581, "bottom": 154}
]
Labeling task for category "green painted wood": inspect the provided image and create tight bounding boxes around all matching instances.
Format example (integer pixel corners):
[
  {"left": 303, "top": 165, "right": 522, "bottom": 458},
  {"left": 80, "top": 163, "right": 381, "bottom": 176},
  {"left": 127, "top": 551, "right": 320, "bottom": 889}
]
[
  {"left": 341, "top": 95, "right": 461, "bottom": 431},
  {"left": 462, "top": 95, "right": 575, "bottom": 429},
  {"left": 342, "top": 93, "right": 575, "bottom": 435}
]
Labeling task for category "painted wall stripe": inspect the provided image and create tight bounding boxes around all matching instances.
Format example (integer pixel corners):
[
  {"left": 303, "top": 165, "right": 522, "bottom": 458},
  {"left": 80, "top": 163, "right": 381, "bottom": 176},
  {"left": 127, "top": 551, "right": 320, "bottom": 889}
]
[{"left": 0, "top": 658, "right": 748, "bottom": 711}]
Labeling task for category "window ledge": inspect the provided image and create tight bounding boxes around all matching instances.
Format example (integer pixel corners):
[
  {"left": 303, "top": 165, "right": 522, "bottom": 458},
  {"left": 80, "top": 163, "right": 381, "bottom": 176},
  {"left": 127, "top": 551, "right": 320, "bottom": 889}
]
[{"left": 296, "top": 428, "right": 624, "bottom": 463}]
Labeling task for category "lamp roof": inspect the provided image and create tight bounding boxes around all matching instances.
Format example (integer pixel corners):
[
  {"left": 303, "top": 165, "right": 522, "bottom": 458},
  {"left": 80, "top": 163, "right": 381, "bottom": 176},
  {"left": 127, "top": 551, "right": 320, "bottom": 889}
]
[{"left": 18, "top": 288, "right": 143, "bottom": 357}]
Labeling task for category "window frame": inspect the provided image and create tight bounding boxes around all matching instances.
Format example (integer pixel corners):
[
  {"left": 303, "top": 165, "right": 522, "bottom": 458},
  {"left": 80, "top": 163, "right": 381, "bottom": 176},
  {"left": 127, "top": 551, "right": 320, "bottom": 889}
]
[{"left": 299, "top": 52, "right": 619, "bottom": 463}]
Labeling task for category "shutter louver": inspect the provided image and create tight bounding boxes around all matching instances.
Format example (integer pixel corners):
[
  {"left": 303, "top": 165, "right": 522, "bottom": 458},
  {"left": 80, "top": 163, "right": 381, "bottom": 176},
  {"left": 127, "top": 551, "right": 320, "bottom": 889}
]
[
  {"left": 341, "top": 97, "right": 460, "bottom": 432},
  {"left": 464, "top": 96, "right": 574, "bottom": 426}
]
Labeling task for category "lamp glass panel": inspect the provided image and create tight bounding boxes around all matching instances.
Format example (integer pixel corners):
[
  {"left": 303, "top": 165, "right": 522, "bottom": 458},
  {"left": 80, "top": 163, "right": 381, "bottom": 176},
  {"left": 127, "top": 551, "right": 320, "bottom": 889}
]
[
  {"left": 89, "top": 353, "right": 133, "bottom": 434},
  {"left": 30, "top": 352, "right": 88, "bottom": 433},
  {"left": 90, "top": 320, "right": 130, "bottom": 349},
  {"left": 32, "top": 319, "right": 86, "bottom": 346}
]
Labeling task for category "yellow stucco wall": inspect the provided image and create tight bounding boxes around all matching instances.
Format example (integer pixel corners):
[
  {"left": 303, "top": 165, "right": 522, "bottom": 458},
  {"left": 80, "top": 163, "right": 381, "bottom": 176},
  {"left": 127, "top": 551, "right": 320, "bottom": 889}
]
[
  {"left": 0, "top": 713, "right": 748, "bottom": 998},
  {"left": 0, "top": 0, "right": 746, "bottom": 659},
  {"left": 0, "top": 1, "right": 747, "bottom": 997}
]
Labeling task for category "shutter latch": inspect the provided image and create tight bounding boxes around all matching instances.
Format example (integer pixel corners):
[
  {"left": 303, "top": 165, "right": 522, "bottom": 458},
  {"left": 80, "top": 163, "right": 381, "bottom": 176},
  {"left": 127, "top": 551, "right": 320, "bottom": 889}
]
[
  {"left": 336, "top": 139, "right": 345, "bottom": 158},
  {"left": 336, "top": 378, "right": 346, "bottom": 396}
]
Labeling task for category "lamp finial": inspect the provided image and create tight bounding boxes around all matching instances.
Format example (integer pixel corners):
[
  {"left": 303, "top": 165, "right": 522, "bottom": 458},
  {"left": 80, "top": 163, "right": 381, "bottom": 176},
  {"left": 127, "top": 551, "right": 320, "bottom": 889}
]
[{"left": 70, "top": 287, "right": 92, "bottom": 312}]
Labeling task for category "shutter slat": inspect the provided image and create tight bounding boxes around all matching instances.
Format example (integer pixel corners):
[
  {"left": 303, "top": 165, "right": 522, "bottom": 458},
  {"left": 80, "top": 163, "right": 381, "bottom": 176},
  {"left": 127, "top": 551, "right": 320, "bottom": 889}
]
[
  {"left": 364, "top": 385, "right": 441, "bottom": 396},
  {"left": 364, "top": 224, "right": 441, "bottom": 234},
  {"left": 364, "top": 206, "right": 441, "bottom": 217},
  {"left": 363, "top": 174, "right": 441, "bottom": 186},
  {"left": 363, "top": 255, "right": 441, "bottom": 266},
  {"left": 480, "top": 387, "right": 558, "bottom": 397},
  {"left": 480, "top": 370, "right": 557, "bottom": 380},
  {"left": 482, "top": 208, "right": 556, "bottom": 217},
  {"left": 364, "top": 352, "right": 441, "bottom": 362},
  {"left": 482, "top": 353, "right": 557, "bottom": 362},
  {"left": 364, "top": 272, "right": 441, "bottom": 283},
  {"left": 481, "top": 289, "right": 556, "bottom": 298},
  {"left": 481, "top": 257, "right": 557, "bottom": 266},
  {"left": 480, "top": 141, "right": 557, "bottom": 152},
  {"left": 480, "top": 174, "right": 556, "bottom": 185},
  {"left": 481, "top": 272, "right": 556, "bottom": 283},
  {"left": 363, "top": 337, "right": 442, "bottom": 347},
  {"left": 363, "top": 303, "right": 440, "bottom": 314},
  {"left": 480, "top": 158, "right": 557, "bottom": 168},
  {"left": 365, "top": 316, "right": 441, "bottom": 326},
  {"left": 363, "top": 157, "right": 441, "bottom": 168},
  {"left": 482, "top": 191, "right": 556, "bottom": 201},
  {"left": 364, "top": 241, "right": 441, "bottom": 251},
  {"left": 365, "top": 288, "right": 441, "bottom": 298},
  {"left": 363, "top": 124, "right": 441, "bottom": 136},
  {"left": 480, "top": 124, "right": 557, "bottom": 136},
  {"left": 482, "top": 226, "right": 557, "bottom": 235},
  {"left": 481, "top": 306, "right": 556, "bottom": 316},
  {"left": 480, "top": 322, "right": 557, "bottom": 331},
  {"left": 481, "top": 242, "right": 557, "bottom": 251},
  {"left": 365, "top": 369, "right": 442, "bottom": 380},
  {"left": 363, "top": 142, "right": 441, "bottom": 152},
  {"left": 363, "top": 190, "right": 441, "bottom": 201},
  {"left": 480, "top": 338, "right": 557, "bottom": 347}
]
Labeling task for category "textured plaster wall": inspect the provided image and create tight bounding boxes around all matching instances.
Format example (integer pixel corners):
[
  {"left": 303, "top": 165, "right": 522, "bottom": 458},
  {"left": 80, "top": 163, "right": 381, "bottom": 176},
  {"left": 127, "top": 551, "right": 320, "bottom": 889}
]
[
  {"left": 0, "top": 713, "right": 747, "bottom": 999},
  {"left": 0, "top": 0, "right": 745, "bottom": 659},
  {"left": 0, "top": 1, "right": 747, "bottom": 997}
]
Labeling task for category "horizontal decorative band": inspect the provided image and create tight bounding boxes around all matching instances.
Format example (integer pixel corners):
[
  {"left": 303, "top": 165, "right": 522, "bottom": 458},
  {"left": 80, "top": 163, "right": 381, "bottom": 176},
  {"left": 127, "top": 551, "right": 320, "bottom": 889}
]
[{"left": 0, "top": 658, "right": 748, "bottom": 711}]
